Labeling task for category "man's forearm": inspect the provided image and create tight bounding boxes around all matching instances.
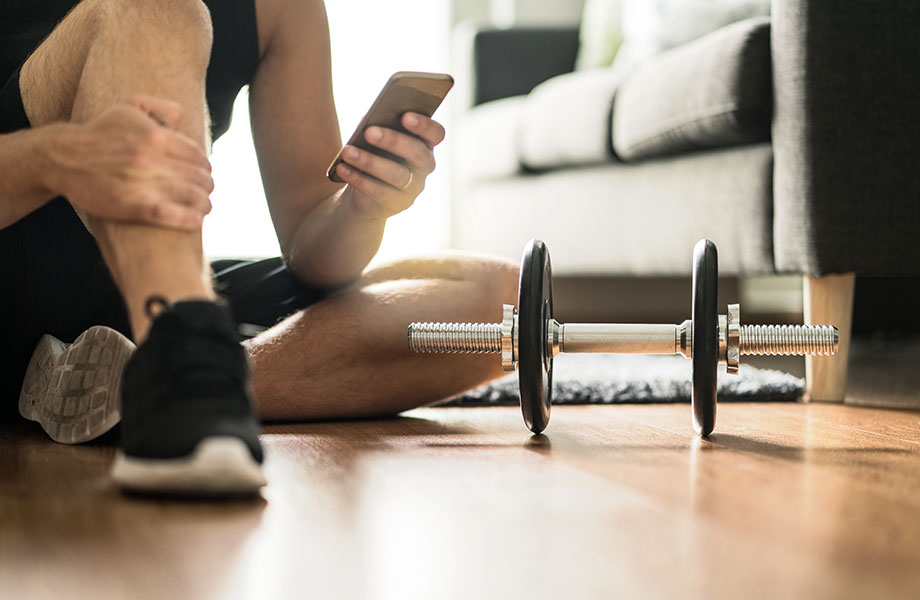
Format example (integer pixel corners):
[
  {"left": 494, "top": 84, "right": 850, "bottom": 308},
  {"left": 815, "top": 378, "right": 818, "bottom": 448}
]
[
  {"left": 284, "top": 188, "right": 388, "bottom": 288},
  {"left": 0, "top": 124, "right": 69, "bottom": 229}
]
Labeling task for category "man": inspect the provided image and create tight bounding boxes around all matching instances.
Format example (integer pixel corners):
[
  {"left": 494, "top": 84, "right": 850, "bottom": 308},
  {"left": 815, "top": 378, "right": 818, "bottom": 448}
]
[{"left": 0, "top": 0, "right": 518, "bottom": 495}]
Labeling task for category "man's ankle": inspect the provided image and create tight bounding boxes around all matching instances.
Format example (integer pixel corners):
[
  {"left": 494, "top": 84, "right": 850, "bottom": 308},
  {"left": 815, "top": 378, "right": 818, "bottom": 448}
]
[{"left": 130, "top": 291, "right": 217, "bottom": 342}]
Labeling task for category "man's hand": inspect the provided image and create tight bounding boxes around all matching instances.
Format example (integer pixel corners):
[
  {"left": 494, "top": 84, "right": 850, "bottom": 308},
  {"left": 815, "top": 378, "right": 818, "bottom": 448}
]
[
  {"left": 332, "top": 112, "right": 445, "bottom": 220},
  {"left": 48, "top": 95, "right": 213, "bottom": 229}
]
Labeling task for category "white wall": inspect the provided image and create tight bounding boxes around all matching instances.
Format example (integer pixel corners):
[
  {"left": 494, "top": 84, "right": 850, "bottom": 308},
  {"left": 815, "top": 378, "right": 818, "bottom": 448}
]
[
  {"left": 488, "top": 0, "right": 585, "bottom": 26},
  {"left": 451, "top": 0, "right": 585, "bottom": 26}
]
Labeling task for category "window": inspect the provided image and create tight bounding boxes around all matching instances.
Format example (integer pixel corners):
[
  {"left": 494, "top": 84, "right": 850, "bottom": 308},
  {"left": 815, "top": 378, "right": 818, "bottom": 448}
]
[{"left": 204, "top": 1, "right": 451, "bottom": 264}]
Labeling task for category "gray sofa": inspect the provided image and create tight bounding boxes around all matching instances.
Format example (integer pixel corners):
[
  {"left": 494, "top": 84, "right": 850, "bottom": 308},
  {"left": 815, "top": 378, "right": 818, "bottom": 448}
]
[{"left": 449, "top": 0, "right": 920, "bottom": 400}]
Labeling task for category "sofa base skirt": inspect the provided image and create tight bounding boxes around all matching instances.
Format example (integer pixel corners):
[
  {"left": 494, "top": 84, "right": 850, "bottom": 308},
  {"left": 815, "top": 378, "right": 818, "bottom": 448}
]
[{"left": 450, "top": 143, "right": 775, "bottom": 277}]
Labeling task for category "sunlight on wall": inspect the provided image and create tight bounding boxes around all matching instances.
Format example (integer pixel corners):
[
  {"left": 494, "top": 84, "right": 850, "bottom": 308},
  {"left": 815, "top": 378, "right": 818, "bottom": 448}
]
[{"left": 204, "top": 1, "right": 451, "bottom": 261}]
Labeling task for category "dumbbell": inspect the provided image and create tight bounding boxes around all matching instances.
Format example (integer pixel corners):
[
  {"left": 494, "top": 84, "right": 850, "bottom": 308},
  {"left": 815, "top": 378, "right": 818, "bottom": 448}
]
[{"left": 407, "top": 239, "right": 838, "bottom": 436}]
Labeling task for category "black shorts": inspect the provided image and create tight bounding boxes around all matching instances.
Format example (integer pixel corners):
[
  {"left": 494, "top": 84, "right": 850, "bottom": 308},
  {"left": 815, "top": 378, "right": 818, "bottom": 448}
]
[{"left": 0, "top": 65, "right": 329, "bottom": 419}]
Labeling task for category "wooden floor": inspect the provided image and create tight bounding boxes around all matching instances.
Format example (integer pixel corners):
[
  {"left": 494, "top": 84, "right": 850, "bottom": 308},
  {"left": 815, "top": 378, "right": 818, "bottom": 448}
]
[{"left": 2, "top": 397, "right": 919, "bottom": 599}]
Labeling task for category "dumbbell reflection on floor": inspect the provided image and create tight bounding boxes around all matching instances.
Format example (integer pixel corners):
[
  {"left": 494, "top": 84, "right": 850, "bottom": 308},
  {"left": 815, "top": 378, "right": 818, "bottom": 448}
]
[{"left": 408, "top": 239, "right": 838, "bottom": 436}]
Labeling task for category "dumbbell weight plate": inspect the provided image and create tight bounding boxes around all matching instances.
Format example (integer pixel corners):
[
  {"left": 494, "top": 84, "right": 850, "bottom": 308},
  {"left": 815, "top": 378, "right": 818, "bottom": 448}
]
[
  {"left": 691, "top": 239, "right": 718, "bottom": 436},
  {"left": 518, "top": 239, "right": 553, "bottom": 434}
]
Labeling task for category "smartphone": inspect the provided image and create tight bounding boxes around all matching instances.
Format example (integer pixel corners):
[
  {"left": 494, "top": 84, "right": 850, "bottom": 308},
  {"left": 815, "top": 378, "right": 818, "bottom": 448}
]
[{"left": 326, "top": 71, "right": 454, "bottom": 183}]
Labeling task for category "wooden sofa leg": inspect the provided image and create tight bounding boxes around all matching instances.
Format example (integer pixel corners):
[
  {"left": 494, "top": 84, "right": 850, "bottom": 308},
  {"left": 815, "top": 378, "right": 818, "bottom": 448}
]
[{"left": 803, "top": 273, "right": 855, "bottom": 402}]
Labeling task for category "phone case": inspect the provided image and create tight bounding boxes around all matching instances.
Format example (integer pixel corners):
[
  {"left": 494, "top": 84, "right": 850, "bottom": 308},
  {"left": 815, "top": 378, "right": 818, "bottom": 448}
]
[{"left": 326, "top": 71, "right": 454, "bottom": 183}]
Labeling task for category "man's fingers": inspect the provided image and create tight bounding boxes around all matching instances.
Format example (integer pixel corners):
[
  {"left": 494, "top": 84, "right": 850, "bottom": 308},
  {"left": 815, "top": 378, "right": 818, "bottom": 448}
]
[
  {"left": 401, "top": 112, "right": 446, "bottom": 148},
  {"left": 340, "top": 145, "right": 418, "bottom": 192},
  {"left": 158, "top": 176, "right": 213, "bottom": 215},
  {"left": 165, "top": 158, "right": 215, "bottom": 196},
  {"left": 144, "top": 200, "right": 205, "bottom": 230},
  {"left": 364, "top": 126, "right": 435, "bottom": 173},
  {"left": 126, "top": 94, "right": 184, "bottom": 129},
  {"left": 165, "top": 130, "right": 211, "bottom": 172},
  {"left": 124, "top": 96, "right": 210, "bottom": 172}
]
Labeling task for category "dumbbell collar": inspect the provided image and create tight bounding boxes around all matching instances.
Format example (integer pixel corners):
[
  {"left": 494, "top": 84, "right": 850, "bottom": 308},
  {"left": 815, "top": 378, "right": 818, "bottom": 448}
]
[{"left": 501, "top": 304, "right": 516, "bottom": 372}]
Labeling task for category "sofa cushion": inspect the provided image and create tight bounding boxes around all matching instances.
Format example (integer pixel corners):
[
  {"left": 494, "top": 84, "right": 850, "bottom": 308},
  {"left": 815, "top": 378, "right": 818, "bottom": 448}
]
[
  {"left": 517, "top": 68, "right": 625, "bottom": 171},
  {"left": 612, "top": 17, "right": 771, "bottom": 162},
  {"left": 454, "top": 95, "right": 527, "bottom": 181}
]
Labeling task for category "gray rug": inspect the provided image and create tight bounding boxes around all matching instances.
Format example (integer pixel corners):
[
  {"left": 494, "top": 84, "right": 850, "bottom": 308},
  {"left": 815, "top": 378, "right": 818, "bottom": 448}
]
[{"left": 441, "top": 354, "right": 804, "bottom": 406}]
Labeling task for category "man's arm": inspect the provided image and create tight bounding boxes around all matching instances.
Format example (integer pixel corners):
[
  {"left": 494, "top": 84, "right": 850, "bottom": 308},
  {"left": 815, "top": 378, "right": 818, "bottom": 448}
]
[
  {"left": 0, "top": 97, "right": 213, "bottom": 231},
  {"left": 249, "top": 0, "right": 445, "bottom": 289},
  {"left": 0, "top": 125, "right": 66, "bottom": 228}
]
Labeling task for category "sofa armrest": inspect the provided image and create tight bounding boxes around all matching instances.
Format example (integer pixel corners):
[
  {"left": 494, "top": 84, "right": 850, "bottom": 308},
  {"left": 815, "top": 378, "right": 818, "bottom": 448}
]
[
  {"left": 772, "top": 0, "right": 920, "bottom": 275},
  {"left": 453, "top": 24, "right": 580, "bottom": 109}
]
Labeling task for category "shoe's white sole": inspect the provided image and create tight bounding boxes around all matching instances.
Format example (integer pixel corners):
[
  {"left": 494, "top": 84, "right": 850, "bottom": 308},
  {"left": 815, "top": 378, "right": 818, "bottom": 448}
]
[
  {"left": 111, "top": 436, "right": 267, "bottom": 496},
  {"left": 19, "top": 326, "right": 135, "bottom": 444}
]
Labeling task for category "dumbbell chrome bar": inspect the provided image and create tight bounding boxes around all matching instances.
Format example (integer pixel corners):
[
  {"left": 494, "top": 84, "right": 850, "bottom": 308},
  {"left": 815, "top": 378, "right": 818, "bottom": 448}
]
[{"left": 408, "top": 303, "right": 838, "bottom": 374}]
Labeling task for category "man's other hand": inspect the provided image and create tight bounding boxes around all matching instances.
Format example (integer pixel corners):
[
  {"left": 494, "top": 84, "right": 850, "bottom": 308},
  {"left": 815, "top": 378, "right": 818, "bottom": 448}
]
[
  {"left": 333, "top": 112, "right": 445, "bottom": 220},
  {"left": 47, "top": 95, "right": 213, "bottom": 229}
]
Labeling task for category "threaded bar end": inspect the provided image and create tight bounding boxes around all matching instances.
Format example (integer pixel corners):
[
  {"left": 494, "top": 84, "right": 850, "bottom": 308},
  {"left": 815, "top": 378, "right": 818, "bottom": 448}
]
[
  {"left": 408, "top": 322, "right": 503, "bottom": 354},
  {"left": 740, "top": 325, "right": 838, "bottom": 356}
]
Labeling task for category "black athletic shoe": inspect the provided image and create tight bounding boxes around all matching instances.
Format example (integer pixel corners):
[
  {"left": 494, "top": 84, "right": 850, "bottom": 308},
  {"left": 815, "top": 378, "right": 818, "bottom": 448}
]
[{"left": 111, "top": 298, "right": 266, "bottom": 496}]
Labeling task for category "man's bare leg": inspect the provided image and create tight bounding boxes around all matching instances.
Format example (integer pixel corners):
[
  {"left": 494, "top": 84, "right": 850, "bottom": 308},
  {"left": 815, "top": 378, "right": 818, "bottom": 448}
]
[
  {"left": 247, "top": 253, "right": 520, "bottom": 421},
  {"left": 18, "top": 0, "right": 264, "bottom": 494},
  {"left": 19, "top": 0, "right": 214, "bottom": 340}
]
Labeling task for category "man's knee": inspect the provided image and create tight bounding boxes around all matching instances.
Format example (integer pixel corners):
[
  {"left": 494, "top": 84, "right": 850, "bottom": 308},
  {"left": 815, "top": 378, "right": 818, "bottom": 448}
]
[
  {"left": 96, "top": 0, "right": 214, "bottom": 59},
  {"left": 21, "top": 0, "right": 213, "bottom": 125},
  {"left": 483, "top": 257, "right": 520, "bottom": 316},
  {"left": 68, "top": 0, "right": 213, "bottom": 51},
  {"left": 446, "top": 257, "right": 518, "bottom": 325},
  {"left": 439, "top": 256, "right": 519, "bottom": 324}
]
